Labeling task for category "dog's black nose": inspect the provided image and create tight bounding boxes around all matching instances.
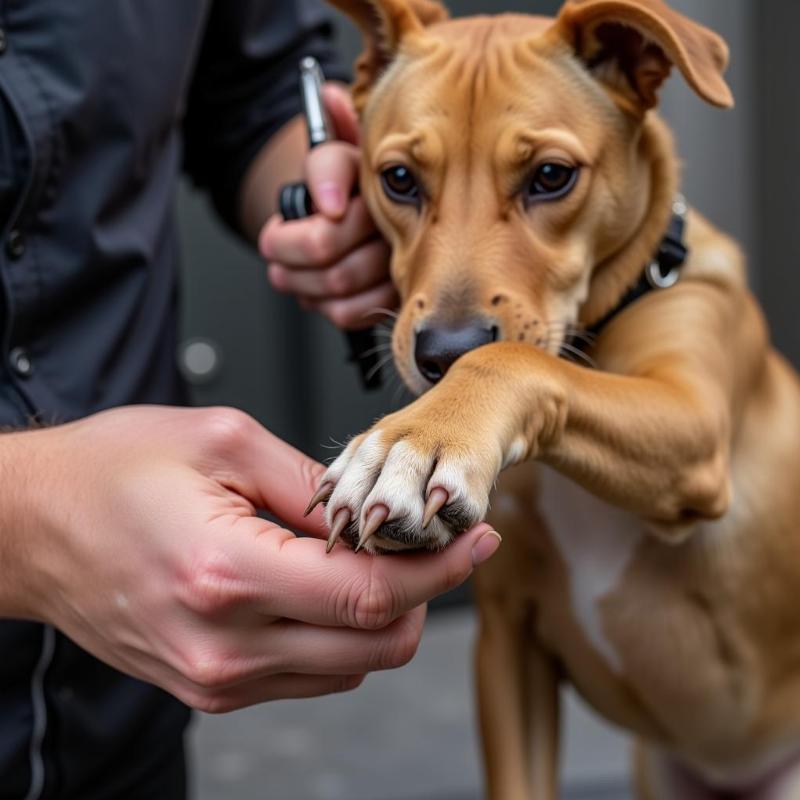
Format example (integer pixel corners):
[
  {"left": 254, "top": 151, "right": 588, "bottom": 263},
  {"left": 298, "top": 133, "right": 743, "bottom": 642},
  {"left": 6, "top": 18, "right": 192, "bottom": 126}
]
[{"left": 414, "top": 323, "right": 498, "bottom": 383}]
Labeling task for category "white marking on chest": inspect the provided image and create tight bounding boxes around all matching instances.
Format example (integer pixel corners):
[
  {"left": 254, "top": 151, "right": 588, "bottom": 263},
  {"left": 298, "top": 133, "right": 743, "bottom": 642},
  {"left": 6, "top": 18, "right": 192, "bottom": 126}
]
[
  {"left": 502, "top": 437, "right": 527, "bottom": 470},
  {"left": 538, "top": 466, "right": 644, "bottom": 673}
]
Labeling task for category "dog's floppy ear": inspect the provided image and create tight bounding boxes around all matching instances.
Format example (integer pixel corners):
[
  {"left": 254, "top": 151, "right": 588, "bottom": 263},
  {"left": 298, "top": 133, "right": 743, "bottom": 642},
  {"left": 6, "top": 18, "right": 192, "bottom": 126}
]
[
  {"left": 329, "top": 0, "right": 449, "bottom": 112},
  {"left": 552, "top": 0, "right": 733, "bottom": 114}
]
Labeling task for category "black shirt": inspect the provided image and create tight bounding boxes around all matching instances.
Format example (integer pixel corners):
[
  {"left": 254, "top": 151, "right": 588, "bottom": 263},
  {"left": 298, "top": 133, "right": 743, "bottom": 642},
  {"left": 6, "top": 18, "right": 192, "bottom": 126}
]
[{"left": 0, "top": 2, "right": 346, "bottom": 797}]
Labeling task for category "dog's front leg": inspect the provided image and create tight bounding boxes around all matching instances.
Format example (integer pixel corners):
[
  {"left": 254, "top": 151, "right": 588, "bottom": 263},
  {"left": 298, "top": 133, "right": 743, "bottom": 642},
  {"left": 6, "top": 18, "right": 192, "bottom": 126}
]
[
  {"left": 316, "top": 341, "right": 569, "bottom": 552},
  {"left": 475, "top": 544, "right": 560, "bottom": 795},
  {"left": 473, "top": 465, "right": 560, "bottom": 800},
  {"left": 531, "top": 281, "right": 770, "bottom": 535},
  {"left": 475, "top": 601, "right": 559, "bottom": 800},
  {"left": 316, "top": 283, "right": 763, "bottom": 550}
]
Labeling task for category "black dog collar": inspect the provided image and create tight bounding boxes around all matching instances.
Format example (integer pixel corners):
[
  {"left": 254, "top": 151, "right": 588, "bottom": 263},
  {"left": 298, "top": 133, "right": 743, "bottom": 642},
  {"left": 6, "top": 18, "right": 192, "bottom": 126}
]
[{"left": 576, "top": 195, "right": 689, "bottom": 348}]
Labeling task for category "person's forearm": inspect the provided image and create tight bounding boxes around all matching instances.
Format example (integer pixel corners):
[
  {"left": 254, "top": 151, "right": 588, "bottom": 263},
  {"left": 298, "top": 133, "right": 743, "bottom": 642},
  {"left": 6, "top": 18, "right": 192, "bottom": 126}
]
[
  {"left": 238, "top": 115, "right": 307, "bottom": 242},
  {"left": 0, "top": 430, "right": 46, "bottom": 620}
]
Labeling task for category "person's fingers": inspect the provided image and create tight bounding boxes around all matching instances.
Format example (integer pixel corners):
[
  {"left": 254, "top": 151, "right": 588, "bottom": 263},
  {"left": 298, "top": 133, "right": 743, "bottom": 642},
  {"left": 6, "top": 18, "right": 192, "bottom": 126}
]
[
  {"left": 264, "top": 605, "right": 427, "bottom": 675},
  {"left": 323, "top": 83, "right": 360, "bottom": 146},
  {"left": 260, "top": 196, "right": 378, "bottom": 269},
  {"left": 269, "top": 239, "right": 391, "bottom": 300},
  {"left": 272, "top": 605, "right": 427, "bottom": 675},
  {"left": 302, "top": 281, "right": 399, "bottom": 330},
  {"left": 78, "top": 624, "right": 368, "bottom": 713},
  {"left": 235, "top": 522, "right": 499, "bottom": 628},
  {"left": 305, "top": 140, "right": 360, "bottom": 220},
  {"left": 168, "top": 606, "right": 427, "bottom": 695},
  {"left": 184, "top": 673, "right": 367, "bottom": 714},
  {"left": 113, "top": 632, "right": 368, "bottom": 713}
]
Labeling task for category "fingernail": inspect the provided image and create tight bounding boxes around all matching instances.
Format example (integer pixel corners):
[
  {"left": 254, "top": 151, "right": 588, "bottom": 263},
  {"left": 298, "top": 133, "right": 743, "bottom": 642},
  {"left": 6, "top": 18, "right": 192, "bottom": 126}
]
[
  {"left": 259, "top": 225, "right": 274, "bottom": 260},
  {"left": 471, "top": 531, "right": 502, "bottom": 567},
  {"left": 317, "top": 182, "right": 345, "bottom": 216},
  {"left": 268, "top": 264, "right": 284, "bottom": 289}
]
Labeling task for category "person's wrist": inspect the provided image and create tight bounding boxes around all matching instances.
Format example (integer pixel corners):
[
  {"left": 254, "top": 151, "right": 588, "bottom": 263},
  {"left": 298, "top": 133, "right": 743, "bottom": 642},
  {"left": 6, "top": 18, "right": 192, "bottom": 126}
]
[{"left": 0, "top": 426, "right": 60, "bottom": 620}]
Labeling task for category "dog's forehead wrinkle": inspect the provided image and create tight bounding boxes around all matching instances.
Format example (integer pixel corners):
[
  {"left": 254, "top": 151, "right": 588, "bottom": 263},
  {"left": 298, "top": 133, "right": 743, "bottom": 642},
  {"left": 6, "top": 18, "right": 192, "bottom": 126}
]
[
  {"left": 433, "top": 13, "right": 554, "bottom": 44},
  {"left": 409, "top": 132, "right": 439, "bottom": 167},
  {"left": 371, "top": 33, "right": 613, "bottom": 178}
]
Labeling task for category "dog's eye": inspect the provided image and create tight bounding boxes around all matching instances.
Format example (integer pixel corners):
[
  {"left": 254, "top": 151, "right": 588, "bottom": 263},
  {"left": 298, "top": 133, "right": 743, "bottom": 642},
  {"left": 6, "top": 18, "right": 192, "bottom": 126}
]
[
  {"left": 526, "top": 163, "right": 578, "bottom": 204},
  {"left": 380, "top": 165, "right": 421, "bottom": 206}
]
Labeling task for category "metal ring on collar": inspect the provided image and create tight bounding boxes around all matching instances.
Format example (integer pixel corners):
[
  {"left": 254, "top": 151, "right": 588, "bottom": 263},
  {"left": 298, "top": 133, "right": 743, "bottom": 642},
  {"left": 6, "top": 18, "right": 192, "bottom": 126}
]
[
  {"left": 672, "top": 194, "right": 688, "bottom": 219},
  {"left": 646, "top": 259, "right": 681, "bottom": 290}
]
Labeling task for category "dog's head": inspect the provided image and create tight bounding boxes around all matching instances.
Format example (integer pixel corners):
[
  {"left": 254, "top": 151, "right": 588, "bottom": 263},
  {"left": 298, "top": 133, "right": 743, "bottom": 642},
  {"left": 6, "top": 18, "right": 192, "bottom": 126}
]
[{"left": 332, "top": 0, "right": 732, "bottom": 393}]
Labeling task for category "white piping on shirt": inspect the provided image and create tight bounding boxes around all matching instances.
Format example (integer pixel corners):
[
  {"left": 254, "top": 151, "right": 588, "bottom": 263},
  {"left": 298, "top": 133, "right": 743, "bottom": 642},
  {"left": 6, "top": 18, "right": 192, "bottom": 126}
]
[{"left": 24, "top": 625, "right": 55, "bottom": 800}]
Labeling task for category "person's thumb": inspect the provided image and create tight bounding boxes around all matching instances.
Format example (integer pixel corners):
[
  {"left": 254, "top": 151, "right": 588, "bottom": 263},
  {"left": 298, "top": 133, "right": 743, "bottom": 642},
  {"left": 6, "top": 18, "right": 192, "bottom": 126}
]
[{"left": 222, "top": 421, "right": 329, "bottom": 537}]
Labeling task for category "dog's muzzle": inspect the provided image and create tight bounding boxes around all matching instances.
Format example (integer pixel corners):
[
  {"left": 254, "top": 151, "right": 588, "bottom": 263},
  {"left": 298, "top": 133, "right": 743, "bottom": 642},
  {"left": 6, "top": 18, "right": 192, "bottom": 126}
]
[{"left": 414, "top": 321, "right": 498, "bottom": 383}]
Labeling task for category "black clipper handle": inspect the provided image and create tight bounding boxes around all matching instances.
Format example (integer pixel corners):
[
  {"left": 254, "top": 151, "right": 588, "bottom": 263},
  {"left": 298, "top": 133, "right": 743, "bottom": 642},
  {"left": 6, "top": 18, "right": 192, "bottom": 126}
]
[
  {"left": 278, "top": 183, "right": 314, "bottom": 221},
  {"left": 279, "top": 182, "right": 383, "bottom": 391}
]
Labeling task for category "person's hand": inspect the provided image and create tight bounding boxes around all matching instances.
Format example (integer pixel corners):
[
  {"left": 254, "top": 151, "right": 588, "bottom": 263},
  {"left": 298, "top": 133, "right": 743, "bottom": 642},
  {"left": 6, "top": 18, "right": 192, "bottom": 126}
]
[
  {"left": 5, "top": 406, "right": 500, "bottom": 712},
  {"left": 259, "top": 84, "right": 397, "bottom": 330}
]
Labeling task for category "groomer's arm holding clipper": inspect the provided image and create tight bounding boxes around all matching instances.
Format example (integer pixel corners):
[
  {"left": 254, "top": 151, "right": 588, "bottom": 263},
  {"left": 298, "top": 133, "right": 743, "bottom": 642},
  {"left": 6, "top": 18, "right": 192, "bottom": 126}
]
[{"left": 246, "top": 69, "right": 397, "bottom": 336}]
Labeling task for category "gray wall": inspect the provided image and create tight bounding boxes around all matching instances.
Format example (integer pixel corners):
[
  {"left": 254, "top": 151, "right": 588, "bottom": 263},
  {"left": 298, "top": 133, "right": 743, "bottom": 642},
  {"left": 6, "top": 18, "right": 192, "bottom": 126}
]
[
  {"left": 178, "top": 0, "right": 795, "bottom": 464},
  {"left": 755, "top": 3, "right": 800, "bottom": 361},
  {"left": 659, "top": 0, "right": 755, "bottom": 266}
]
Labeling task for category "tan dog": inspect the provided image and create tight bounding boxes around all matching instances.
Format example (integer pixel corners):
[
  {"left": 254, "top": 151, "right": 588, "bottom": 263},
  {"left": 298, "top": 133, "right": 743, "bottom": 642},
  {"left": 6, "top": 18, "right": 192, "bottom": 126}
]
[{"left": 309, "top": 1, "right": 800, "bottom": 797}]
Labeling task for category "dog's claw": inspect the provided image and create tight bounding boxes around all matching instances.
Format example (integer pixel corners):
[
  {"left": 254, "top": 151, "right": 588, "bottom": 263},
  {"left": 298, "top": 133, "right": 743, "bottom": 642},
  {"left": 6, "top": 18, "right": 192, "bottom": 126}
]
[
  {"left": 356, "top": 505, "right": 389, "bottom": 553},
  {"left": 326, "top": 508, "right": 350, "bottom": 554},
  {"left": 305, "top": 482, "right": 334, "bottom": 518},
  {"left": 422, "top": 487, "right": 450, "bottom": 529}
]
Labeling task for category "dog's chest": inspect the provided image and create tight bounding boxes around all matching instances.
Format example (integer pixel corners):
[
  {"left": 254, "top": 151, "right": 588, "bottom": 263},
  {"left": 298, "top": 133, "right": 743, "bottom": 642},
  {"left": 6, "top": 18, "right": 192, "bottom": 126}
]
[{"left": 537, "top": 466, "right": 645, "bottom": 674}]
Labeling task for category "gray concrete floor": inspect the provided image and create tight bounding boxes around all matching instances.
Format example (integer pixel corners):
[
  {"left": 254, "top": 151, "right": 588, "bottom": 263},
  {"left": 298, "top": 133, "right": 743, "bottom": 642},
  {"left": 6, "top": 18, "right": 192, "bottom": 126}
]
[{"left": 191, "top": 607, "right": 633, "bottom": 800}]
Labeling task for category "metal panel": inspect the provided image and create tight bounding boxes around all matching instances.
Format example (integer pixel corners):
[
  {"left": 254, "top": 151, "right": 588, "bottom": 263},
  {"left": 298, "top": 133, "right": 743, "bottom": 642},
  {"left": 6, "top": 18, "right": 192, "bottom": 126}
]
[
  {"left": 755, "top": 3, "right": 800, "bottom": 365},
  {"left": 659, "top": 0, "right": 756, "bottom": 269}
]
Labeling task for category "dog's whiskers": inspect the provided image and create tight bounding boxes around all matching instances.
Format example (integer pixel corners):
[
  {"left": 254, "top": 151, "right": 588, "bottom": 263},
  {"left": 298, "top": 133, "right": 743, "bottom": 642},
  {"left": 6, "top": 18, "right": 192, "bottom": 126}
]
[
  {"left": 558, "top": 341, "right": 597, "bottom": 369},
  {"left": 319, "top": 436, "right": 347, "bottom": 451},
  {"left": 372, "top": 319, "right": 397, "bottom": 341},
  {"left": 391, "top": 379, "right": 412, "bottom": 408},
  {"left": 365, "top": 350, "right": 396, "bottom": 384},
  {"left": 546, "top": 320, "right": 597, "bottom": 346},
  {"left": 384, "top": 362, "right": 413, "bottom": 408},
  {"left": 360, "top": 342, "right": 393, "bottom": 359},
  {"left": 366, "top": 307, "right": 400, "bottom": 322},
  {"left": 541, "top": 329, "right": 558, "bottom": 355},
  {"left": 563, "top": 330, "right": 596, "bottom": 347}
]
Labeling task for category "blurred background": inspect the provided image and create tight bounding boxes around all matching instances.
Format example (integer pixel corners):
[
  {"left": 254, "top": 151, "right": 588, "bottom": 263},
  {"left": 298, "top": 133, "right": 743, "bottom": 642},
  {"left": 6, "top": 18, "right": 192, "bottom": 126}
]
[{"left": 181, "top": 1, "right": 799, "bottom": 798}]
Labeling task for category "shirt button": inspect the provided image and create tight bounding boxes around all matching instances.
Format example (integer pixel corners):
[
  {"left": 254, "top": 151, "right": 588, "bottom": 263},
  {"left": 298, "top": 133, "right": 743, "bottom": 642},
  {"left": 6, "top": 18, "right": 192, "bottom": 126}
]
[
  {"left": 9, "top": 347, "right": 33, "bottom": 378},
  {"left": 6, "top": 228, "right": 25, "bottom": 261},
  {"left": 6, "top": 229, "right": 26, "bottom": 261},
  {"left": 0, "top": 29, "right": 7, "bottom": 56}
]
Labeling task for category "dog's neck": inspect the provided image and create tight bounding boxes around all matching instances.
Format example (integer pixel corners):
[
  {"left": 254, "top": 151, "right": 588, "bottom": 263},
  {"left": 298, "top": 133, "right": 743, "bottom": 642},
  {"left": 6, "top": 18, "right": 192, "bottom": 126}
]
[{"left": 579, "top": 115, "right": 680, "bottom": 328}]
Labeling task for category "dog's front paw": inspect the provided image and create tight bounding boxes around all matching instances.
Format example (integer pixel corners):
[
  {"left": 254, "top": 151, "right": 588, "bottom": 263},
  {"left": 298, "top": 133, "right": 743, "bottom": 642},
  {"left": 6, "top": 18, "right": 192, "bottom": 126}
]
[{"left": 308, "top": 402, "right": 518, "bottom": 554}]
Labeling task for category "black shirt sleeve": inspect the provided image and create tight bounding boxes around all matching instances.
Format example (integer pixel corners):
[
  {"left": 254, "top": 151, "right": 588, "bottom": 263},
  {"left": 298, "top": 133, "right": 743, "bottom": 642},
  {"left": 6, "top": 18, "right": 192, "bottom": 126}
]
[{"left": 182, "top": 0, "right": 351, "bottom": 230}]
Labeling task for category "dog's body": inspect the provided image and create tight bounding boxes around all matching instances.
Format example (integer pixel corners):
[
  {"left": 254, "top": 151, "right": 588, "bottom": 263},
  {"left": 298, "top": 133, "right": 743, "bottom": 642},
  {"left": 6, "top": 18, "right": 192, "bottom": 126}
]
[{"left": 315, "top": 1, "right": 800, "bottom": 796}]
